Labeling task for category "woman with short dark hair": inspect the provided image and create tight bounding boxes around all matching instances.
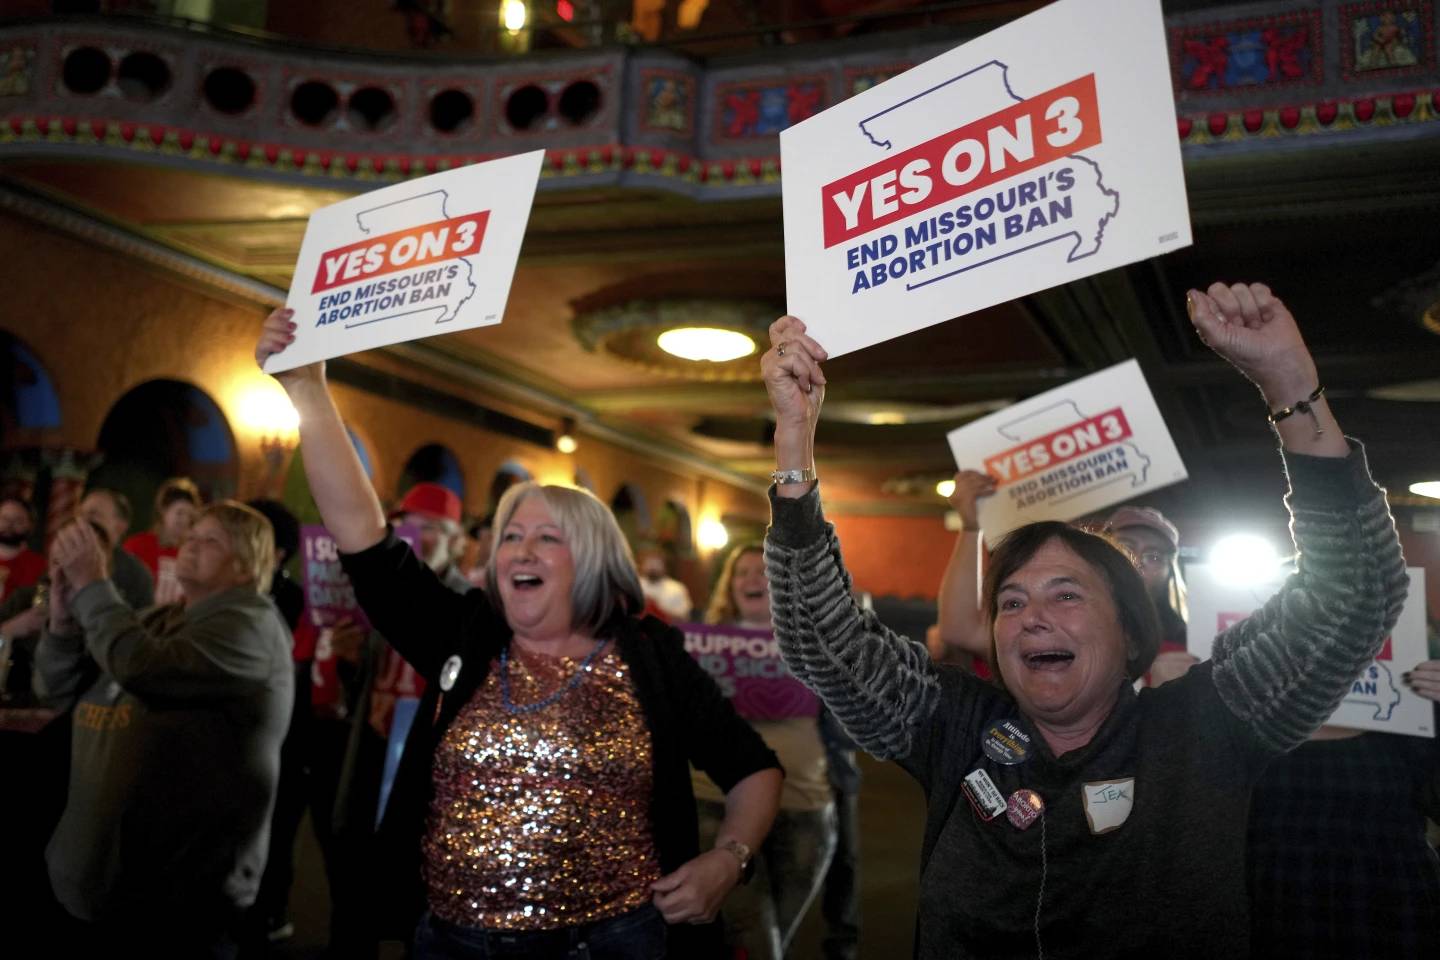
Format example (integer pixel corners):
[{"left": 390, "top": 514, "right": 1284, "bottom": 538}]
[{"left": 758, "top": 281, "right": 1407, "bottom": 958}]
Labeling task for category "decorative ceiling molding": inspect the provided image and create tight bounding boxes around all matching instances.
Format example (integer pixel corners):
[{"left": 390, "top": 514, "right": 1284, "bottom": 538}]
[
  {"left": 0, "top": 179, "right": 287, "bottom": 306},
  {"left": 3, "top": 8, "right": 1436, "bottom": 199}
]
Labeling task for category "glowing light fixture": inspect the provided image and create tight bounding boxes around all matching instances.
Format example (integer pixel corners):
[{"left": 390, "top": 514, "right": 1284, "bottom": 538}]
[
  {"left": 1208, "top": 533, "right": 1281, "bottom": 587},
  {"left": 936, "top": 479, "right": 956, "bottom": 498},
  {"left": 698, "top": 517, "right": 729, "bottom": 551},
  {"left": 556, "top": 0, "right": 575, "bottom": 21},
  {"left": 555, "top": 417, "right": 579, "bottom": 455},
  {"left": 656, "top": 327, "right": 755, "bottom": 363},
  {"left": 1410, "top": 480, "right": 1440, "bottom": 500},
  {"left": 236, "top": 382, "right": 299, "bottom": 438},
  {"left": 501, "top": 0, "right": 528, "bottom": 33}
]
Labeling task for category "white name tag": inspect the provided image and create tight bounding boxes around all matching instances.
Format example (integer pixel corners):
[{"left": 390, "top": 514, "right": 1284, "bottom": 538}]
[{"left": 1082, "top": 777, "right": 1135, "bottom": 834}]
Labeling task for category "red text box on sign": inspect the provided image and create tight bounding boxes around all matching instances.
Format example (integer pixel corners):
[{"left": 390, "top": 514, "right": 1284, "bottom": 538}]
[
  {"left": 312, "top": 211, "right": 490, "bottom": 294},
  {"left": 820, "top": 73, "right": 1101, "bottom": 249},
  {"left": 984, "top": 407, "right": 1132, "bottom": 486}
]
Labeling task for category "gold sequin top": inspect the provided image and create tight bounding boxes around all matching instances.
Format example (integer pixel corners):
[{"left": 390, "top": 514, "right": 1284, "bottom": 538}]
[{"left": 423, "top": 643, "right": 661, "bottom": 930}]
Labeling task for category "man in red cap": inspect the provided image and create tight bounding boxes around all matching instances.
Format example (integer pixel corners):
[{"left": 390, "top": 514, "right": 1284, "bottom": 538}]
[
  {"left": 392, "top": 482, "right": 469, "bottom": 593},
  {"left": 1104, "top": 505, "right": 1194, "bottom": 685}
]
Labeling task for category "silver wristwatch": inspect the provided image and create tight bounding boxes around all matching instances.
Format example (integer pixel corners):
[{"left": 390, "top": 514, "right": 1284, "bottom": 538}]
[
  {"left": 717, "top": 839, "right": 755, "bottom": 884},
  {"left": 770, "top": 466, "right": 816, "bottom": 485}
]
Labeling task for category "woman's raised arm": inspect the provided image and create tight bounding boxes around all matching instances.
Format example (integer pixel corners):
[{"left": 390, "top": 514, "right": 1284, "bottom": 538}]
[
  {"left": 255, "top": 308, "right": 386, "bottom": 554},
  {"left": 761, "top": 316, "right": 943, "bottom": 762},
  {"left": 1187, "top": 283, "right": 1407, "bottom": 751}
]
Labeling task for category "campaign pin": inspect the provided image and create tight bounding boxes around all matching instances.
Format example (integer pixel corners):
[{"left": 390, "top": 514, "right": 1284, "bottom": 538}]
[
  {"left": 439, "top": 655, "right": 462, "bottom": 692},
  {"left": 1006, "top": 789, "right": 1044, "bottom": 831},
  {"left": 962, "top": 768, "right": 1008, "bottom": 822},
  {"left": 981, "top": 719, "right": 1032, "bottom": 765}
]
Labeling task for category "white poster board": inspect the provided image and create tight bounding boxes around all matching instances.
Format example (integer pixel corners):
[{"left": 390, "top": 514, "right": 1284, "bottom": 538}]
[
  {"left": 946, "top": 359, "right": 1186, "bottom": 543},
  {"left": 264, "top": 150, "right": 545, "bottom": 373},
  {"left": 780, "top": 0, "right": 1191, "bottom": 357},
  {"left": 1187, "top": 565, "right": 1432, "bottom": 738}
]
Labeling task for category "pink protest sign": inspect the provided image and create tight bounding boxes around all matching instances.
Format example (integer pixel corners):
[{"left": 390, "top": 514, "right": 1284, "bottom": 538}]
[{"left": 681, "top": 623, "right": 819, "bottom": 721}]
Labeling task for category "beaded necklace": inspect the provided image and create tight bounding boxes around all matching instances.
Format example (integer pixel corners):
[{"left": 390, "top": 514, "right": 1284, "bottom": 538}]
[{"left": 499, "top": 639, "right": 608, "bottom": 715}]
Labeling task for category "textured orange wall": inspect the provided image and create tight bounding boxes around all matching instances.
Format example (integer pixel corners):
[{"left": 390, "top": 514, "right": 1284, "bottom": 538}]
[
  {"left": 0, "top": 212, "right": 767, "bottom": 598},
  {"left": 829, "top": 513, "right": 954, "bottom": 602},
  {"left": 0, "top": 210, "right": 278, "bottom": 498}
]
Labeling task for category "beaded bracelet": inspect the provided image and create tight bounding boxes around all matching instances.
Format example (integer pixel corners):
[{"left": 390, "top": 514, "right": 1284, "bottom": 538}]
[{"left": 1267, "top": 385, "right": 1326, "bottom": 436}]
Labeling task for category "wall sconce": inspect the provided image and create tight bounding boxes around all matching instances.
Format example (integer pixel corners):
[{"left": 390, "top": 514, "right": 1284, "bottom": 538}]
[
  {"left": 556, "top": 417, "right": 578, "bottom": 455},
  {"left": 501, "top": 0, "right": 529, "bottom": 33},
  {"left": 698, "top": 517, "right": 729, "bottom": 551}
]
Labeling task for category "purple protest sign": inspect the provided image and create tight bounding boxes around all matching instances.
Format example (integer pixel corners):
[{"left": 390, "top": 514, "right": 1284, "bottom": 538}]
[
  {"left": 300, "top": 523, "right": 421, "bottom": 629},
  {"left": 680, "top": 623, "right": 818, "bottom": 721},
  {"left": 301, "top": 525, "right": 369, "bottom": 630}
]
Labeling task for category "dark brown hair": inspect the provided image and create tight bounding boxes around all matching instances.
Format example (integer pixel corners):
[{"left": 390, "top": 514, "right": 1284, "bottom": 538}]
[
  {"left": 154, "top": 477, "right": 201, "bottom": 515},
  {"left": 981, "top": 521, "right": 1162, "bottom": 681}
]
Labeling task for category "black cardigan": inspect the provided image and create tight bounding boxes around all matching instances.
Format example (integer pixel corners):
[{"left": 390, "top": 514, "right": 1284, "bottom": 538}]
[{"left": 340, "top": 530, "right": 780, "bottom": 945}]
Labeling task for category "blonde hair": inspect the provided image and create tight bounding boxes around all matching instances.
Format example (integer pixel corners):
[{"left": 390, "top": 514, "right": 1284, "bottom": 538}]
[
  {"left": 704, "top": 541, "right": 764, "bottom": 625},
  {"left": 201, "top": 501, "right": 276, "bottom": 594},
  {"left": 485, "top": 483, "right": 643, "bottom": 636}
]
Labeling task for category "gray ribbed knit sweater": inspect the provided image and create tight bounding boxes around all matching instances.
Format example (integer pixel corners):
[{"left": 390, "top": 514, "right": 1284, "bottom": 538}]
[{"left": 765, "top": 443, "right": 1407, "bottom": 959}]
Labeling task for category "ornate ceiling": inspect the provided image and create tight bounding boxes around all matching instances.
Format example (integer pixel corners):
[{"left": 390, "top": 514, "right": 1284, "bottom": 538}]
[{"left": 2, "top": 2, "right": 1439, "bottom": 524}]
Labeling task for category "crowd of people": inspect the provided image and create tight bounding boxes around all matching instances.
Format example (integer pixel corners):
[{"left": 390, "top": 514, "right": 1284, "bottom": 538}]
[{"left": 0, "top": 279, "right": 1434, "bottom": 959}]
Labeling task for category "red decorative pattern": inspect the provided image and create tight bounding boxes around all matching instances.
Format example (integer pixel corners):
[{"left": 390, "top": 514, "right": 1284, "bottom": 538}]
[
  {"left": 1, "top": 91, "right": 1433, "bottom": 192},
  {"left": 1170, "top": 10, "right": 1324, "bottom": 94},
  {"left": 1176, "top": 89, "right": 1436, "bottom": 143},
  {"left": 711, "top": 74, "right": 828, "bottom": 142}
]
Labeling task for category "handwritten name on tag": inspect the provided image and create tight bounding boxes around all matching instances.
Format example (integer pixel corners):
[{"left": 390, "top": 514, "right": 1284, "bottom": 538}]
[{"left": 1082, "top": 777, "right": 1134, "bottom": 834}]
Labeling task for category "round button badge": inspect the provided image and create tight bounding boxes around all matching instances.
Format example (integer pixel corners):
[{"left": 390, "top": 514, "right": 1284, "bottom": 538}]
[
  {"left": 439, "top": 655, "right": 462, "bottom": 692},
  {"left": 1006, "top": 789, "right": 1044, "bottom": 831},
  {"left": 982, "top": 719, "right": 1032, "bottom": 766}
]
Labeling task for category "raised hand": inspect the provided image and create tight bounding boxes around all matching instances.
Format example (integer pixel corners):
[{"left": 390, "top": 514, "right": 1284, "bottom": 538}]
[
  {"left": 760, "top": 315, "right": 828, "bottom": 431},
  {"left": 50, "top": 521, "right": 109, "bottom": 595},
  {"left": 1187, "top": 282, "right": 1346, "bottom": 456},
  {"left": 256, "top": 307, "right": 325, "bottom": 389},
  {"left": 1186, "top": 282, "right": 1318, "bottom": 402},
  {"left": 948, "top": 469, "right": 996, "bottom": 531}
]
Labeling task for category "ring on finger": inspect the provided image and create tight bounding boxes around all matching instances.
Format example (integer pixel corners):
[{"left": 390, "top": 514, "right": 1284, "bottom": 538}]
[{"left": 777, "top": 343, "right": 787, "bottom": 357}]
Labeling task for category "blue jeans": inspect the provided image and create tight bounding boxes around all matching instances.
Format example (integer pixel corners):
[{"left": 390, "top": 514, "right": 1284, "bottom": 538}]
[{"left": 412, "top": 904, "right": 668, "bottom": 960}]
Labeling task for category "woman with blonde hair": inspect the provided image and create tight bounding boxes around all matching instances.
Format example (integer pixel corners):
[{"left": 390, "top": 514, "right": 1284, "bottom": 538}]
[
  {"left": 257, "top": 310, "right": 782, "bottom": 959},
  {"left": 695, "top": 541, "right": 838, "bottom": 960}
]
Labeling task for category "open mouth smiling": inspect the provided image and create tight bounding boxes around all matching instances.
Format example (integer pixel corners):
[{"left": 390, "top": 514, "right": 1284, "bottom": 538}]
[{"left": 1023, "top": 649, "right": 1077, "bottom": 670}]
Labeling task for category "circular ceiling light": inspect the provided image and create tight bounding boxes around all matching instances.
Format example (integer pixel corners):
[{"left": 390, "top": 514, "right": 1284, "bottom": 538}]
[
  {"left": 656, "top": 327, "right": 756, "bottom": 363},
  {"left": 1410, "top": 480, "right": 1440, "bottom": 500}
]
